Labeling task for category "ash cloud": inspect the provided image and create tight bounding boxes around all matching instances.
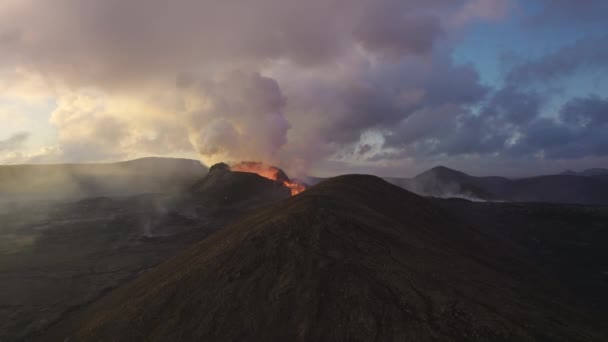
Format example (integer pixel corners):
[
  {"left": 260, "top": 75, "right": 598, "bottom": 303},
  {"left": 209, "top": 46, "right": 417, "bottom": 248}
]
[{"left": 181, "top": 71, "right": 290, "bottom": 165}]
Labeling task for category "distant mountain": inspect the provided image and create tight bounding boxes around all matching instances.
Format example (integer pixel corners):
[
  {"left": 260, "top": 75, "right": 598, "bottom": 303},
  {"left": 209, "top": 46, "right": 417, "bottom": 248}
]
[
  {"left": 386, "top": 166, "right": 608, "bottom": 204},
  {"left": 409, "top": 166, "right": 511, "bottom": 201},
  {"left": 385, "top": 166, "right": 511, "bottom": 201},
  {"left": 42, "top": 175, "right": 605, "bottom": 341},
  {"left": 561, "top": 168, "right": 608, "bottom": 177},
  {"left": 0, "top": 157, "right": 207, "bottom": 201}
]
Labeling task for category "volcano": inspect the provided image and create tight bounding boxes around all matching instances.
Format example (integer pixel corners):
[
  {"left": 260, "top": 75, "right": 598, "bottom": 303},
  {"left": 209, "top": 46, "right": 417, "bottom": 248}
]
[
  {"left": 230, "top": 161, "right": 306, "bottom": 195},
  {"left": 40, "top": 175, "right": 606, "bottom": 341},
  {"left": 191, "top": 162, "right": 291, "bottom": 205}
]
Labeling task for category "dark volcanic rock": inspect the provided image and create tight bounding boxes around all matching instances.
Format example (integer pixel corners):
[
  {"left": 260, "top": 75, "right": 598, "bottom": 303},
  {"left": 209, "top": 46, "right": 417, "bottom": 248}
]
[
  {"left": 432, "top": 197, "right": 608, "bottom": 318},
  {"left": 1, "top": 162, "right": 291, "bottom": 341},
  {"left": 208, "top": 162, "right": 230, "bottom": 175},
  {"left": 41, "top": 175, "right": 606, "bottom": 341},
  {"left": 192, "top": 163, "right": 290, "bottom": 205}
]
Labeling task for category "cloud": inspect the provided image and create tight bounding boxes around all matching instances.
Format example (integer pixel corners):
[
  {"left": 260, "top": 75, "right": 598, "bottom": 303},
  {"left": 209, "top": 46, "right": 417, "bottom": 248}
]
[
  {"left": 0, "top": 0, "right": 506, "bottom": 169},
  {"left": 47, "top": 91, "right": 193, "bottom": 163},
  {"left": 449, "top": 0, "right": 510, "bottom": 27},
  {"left": 530, "top": 0, "right": 608, "bottom": 25},
  {"left": 560, "top": 95, "right": 608, "bottom": 127},
  {"left": 0, "top": 0, "right": 495, "bottom": 88},
  {"left": 0, "top": 131, "right": 28, "bottom": 151},
  {"left": 376, "top": 90, "right": 608, "bottom": 164},
  {"left": 182, "top": 70, "right": 290, "bottom": 165},
  {"left": 1, "top": 0, "right": 606, "bottom": 176},
  {"left": 281, "top": 48, "right": 488, "bottom": 165},
  {"left": 354, "top": 7, "right": 443, "bottom": 58},
  {"left": 506, "top": 35, "right": 608, "bottom": 85}
]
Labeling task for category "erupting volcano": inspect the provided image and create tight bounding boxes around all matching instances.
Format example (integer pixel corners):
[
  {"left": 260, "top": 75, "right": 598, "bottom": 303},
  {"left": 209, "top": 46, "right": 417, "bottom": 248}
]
[{"left": 230, "top": 161, "right": 306, "bottom": 195}]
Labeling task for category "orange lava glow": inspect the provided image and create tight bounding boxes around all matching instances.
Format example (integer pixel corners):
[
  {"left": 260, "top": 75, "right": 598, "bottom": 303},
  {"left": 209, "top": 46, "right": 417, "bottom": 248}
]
[
  {"left": 282, "top": 180, "right": 306, "bottom": 196},
  {"left": 231, "top": 162, "right": 306, "bottom": 195}
]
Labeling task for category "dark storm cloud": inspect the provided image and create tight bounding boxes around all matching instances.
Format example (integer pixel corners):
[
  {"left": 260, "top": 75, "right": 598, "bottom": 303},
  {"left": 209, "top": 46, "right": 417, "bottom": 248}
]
[
  {"left": 367, "top": 5, "right": 608, "bottom": 166},
  {"left": 547, "top": 96, "right": 608, "bottom": 158},
  {"left": 377, "top": 83, "right": 608, "bottom": 162},
  {"left": 516, "top": 108, "right": 608, "bottom": 160},
  {"left": 561, "top": 95, "right": 608, "bottom": 127},
  {"left": 354, "top": 9, "right": 443, "bottom": 58},
  {"left": 298, "top": 51, "right": 489, "bottom": 151},
  {"left": 506, "top": 35, "right": 608, "bottom": 85},
  {"left": 532, "top": 0, "right": 608, "bottom": 24},
  {"left": 356, "top": 144, "right": 373, "bottom": 156},
  {"left": 381, "top": 80, "right": 522, "bottom": 157},
  {"left": 0, "top": 132, "right": 29, "bottom": 151}
]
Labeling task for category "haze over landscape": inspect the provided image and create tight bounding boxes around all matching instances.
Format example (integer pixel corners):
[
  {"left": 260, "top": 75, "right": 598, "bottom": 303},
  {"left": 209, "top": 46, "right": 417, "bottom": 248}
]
[{"left": 1, "top": 0, "right": 608, "bottom": 341}]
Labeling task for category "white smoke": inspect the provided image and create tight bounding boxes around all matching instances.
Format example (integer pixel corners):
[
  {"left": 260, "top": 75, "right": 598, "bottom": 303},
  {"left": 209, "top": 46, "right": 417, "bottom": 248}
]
[{"left": 181, "top": 71, "right": 290, "bottom": 166}]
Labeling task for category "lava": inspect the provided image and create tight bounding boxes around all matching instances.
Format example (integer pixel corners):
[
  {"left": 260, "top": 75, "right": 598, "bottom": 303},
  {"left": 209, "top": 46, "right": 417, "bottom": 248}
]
[{"left": 231, "top": 162, "right": 306, "bottom": 195}]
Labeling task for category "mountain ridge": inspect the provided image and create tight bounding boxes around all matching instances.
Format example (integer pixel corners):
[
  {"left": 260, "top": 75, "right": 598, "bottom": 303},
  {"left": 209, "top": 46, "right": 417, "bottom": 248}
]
[
  {"left": 561, "top": 168, "right": 608, "bottom": 177},
  {"left": 388, "top": 165, "right": 608, "bottom": 204},
  {"left": 0, "top": 157, "right": 207, "bottom": 201}
]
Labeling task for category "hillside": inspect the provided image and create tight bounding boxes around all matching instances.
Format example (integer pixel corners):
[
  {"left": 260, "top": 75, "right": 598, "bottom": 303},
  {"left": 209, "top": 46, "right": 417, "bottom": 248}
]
[
  {"left": 41, "top": 175, "right": 605, "bottom": 341},
  {"left": 388, "top": 166, "right": 608, "bottom": 204},
  {"left": 433, "top": 198, "right": 608, "bottom": 316},
  {"left": 0, "top": 163, "right": 290, "bottom": 341},
  {"left": 0, "top": 157, "right": 207, "bottom": 201},
  {"left": 409, "top": 166, "right": 511, "bottom": 200},
  {"left": 561, "top": 168, "right": 608, "bottom": 177},
  {"left": 507, "top": 175, "right": 608, "bottom": 204}
]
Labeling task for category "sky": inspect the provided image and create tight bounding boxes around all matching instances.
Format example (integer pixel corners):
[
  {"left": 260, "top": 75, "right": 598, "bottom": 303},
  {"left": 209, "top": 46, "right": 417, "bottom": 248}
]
[{"left": 0, "top": 0, "right": 607, "bottom": 177}]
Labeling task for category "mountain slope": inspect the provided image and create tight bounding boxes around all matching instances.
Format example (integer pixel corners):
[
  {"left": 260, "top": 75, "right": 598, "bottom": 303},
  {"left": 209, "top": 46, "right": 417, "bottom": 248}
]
[
  {"left": 0, "top": 157, "right": 207, "bottom": 201},
  {"left": 42, "top": 175, "right": 605, "bottom": 341},
  {"left": 190, "top": 162, "right": 290, "bottom": 206},
  {"left": 393, "top": 166, "right": 608, "bottom": 204},
  {"left": 432, "top": 198, "right": 608, "bottom": 317},
  {"left": 506, "top": 175, "right": 608, "bottom": 204},
  {"left": 0, "top": 162, "right": 292, "bottom": 341},
  {"left": 561, "top": 168, "right": 608, "bottom": 177},
  {"left": 410, "top": 166, "right": 511, "bottom": 200}
]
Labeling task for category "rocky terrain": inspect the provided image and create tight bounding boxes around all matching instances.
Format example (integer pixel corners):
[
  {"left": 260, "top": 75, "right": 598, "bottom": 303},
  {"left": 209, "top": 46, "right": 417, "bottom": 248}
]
[
  {"left": 434, "top": 198, "right": 608, "bottom": 317},
  {"left": 38, "top": 175, "right": 607, "bottom": 341},
  {"left": 0, "top": 163, "right": 290, "bottom": 341},
  {"left": 2, "top": 160, "right": 607, "bottom": 341}
]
